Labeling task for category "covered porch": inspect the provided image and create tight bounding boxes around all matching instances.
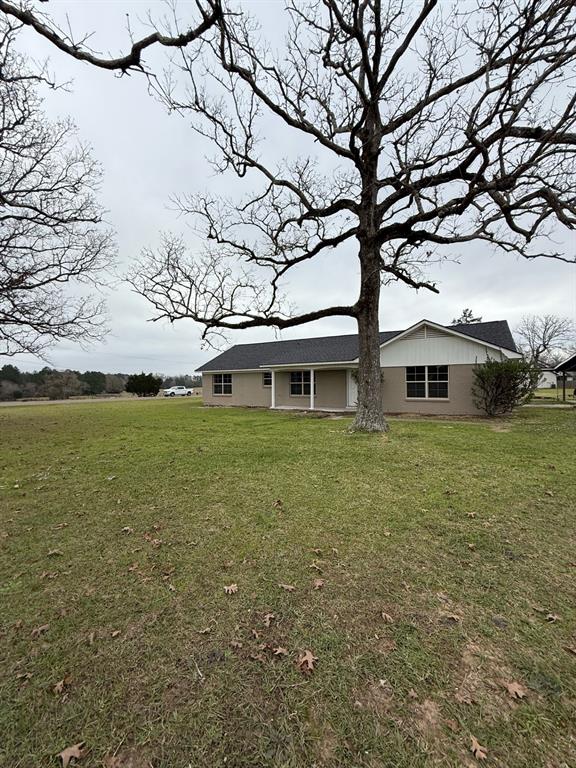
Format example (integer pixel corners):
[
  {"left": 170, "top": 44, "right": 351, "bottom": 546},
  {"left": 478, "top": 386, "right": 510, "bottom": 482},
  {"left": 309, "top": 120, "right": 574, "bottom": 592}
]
[
  {"left": 554, "top": 353, "right": 576, "bottom": 401},
  {"left": 266, "top": 367, "right": 357, "bottom": 411}
]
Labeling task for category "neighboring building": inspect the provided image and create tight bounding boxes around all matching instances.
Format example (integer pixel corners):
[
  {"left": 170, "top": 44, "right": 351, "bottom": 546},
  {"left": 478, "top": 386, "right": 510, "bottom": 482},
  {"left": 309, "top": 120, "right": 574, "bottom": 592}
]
[
  {"left": 554, "top": 353, "right": 576, "bottom": 399},
  {"left": 537, "top": 369, "right": 558, "bottom": 388},
  {"left": 196, "top": 319, "right": 521, "bottom": 416}
]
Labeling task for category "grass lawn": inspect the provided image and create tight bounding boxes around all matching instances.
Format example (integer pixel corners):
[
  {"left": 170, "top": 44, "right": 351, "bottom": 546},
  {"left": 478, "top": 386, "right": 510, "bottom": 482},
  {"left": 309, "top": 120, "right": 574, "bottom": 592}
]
[
  {"left": 1, "top": 400, "right": 575, "bottom": 768},
  {"left": 532, "top": 387, "right": 575, "bottom": 402}
]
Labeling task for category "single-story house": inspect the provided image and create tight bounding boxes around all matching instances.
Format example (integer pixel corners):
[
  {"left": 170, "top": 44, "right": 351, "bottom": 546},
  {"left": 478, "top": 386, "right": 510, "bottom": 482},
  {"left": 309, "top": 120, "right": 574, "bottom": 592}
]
[{"left": 196, "top": 319, "right": 522, "bottom": 416}]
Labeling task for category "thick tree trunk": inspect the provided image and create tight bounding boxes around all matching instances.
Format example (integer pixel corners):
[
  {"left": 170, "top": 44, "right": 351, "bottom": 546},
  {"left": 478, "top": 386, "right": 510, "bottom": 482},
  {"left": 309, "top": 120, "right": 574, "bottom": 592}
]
[
  {"left": 351, "top": 246, "right": 389, "bottom": 433},
  {"left": 350, "top": 98, "right": 388, "bottom": 433}
]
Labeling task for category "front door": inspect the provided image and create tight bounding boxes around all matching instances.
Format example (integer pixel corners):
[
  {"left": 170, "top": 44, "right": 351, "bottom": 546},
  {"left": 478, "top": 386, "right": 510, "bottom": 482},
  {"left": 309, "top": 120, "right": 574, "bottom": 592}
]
[{"left": 347, "top": 370, "right": 358, "bottom": 407}]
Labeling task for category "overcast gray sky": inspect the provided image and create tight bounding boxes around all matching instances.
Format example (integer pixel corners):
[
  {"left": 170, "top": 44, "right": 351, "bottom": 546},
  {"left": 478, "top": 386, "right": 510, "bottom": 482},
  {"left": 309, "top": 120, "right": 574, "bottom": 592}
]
[{"left": 9, "top": 0, "right": 576, "bottom": 375}]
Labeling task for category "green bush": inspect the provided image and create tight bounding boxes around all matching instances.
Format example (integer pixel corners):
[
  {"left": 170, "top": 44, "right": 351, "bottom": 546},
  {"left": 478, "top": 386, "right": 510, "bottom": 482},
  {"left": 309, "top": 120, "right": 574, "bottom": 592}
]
[
  {"left": 472, "top": 358, "right": 538, "bottom": 416},
  {"left": 125, "top": 372, "right": 163, "bottom": 398}
]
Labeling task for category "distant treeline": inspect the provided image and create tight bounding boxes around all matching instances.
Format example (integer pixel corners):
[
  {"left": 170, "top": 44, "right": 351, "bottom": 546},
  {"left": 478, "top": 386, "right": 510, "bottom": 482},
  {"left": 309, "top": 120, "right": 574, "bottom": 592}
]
[{"left": 0, "top": 365, "right": 201, "bottom": 401}]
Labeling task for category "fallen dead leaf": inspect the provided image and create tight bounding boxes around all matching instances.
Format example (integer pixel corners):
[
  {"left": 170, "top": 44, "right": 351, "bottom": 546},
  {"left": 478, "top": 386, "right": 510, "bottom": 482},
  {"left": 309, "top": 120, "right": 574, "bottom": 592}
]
[
  {"left": 455, "top": 690, "right": 474, "bottom": 705},
  {"left": 53, "top": 675, "right": 72, "bottom": 695},
  {"left": 546, "top": 613, "right": 561, "bottom": 623},
  {"left": 504, "top": 680, "right": 526, "bottom": 700},
  {"left": 309, "top": 561, "right": 322, "bottom": 572},
  {"left": 16, "top": 671, "right": 33, "bottom": 682},
  {"left": 279, "top": 583, "right": 296, "bottom": 592},
  {"left": 468, "top": 543, "right": 476, "bottom": 551},
  {"left": 263, "top": 612, "right": 275, "bottom": 627},
  {"left": 250, "top": 653, "right": 267, "bottom": 663},
  {"left": 272, "top": 499, "right": 283, "bottom": 509},
  {"left": 273, "top": 646, "right": 289, "bottom": 656},
  {"left": 441, "top": 613, "right": 461, "bottom": 624},
  {"left": 58, "top": 742, "right": 85, "bottom": 767},
  {"left": 197, "top": 627, "right": 212, "bottom": 635},
  {"left": 313, "top": 578, "right": 325, "bottom": 590},
  {"left": 40, "top": 571, "right": 58, "bottom": 580},
  {"left": 224, "top": 583, "right": 238, "bottom": 594},
  {"left": 563, "top": 645, "right": 576, "bottom": 656},
  {"left": 54, "top": 523, "right": 69, "bottom": 529},
  {"left": 466, "top": 512, "right": 476, "bottom": 518},
  {"left": 297, "top": 649, "right": 318, "bottom": 674},
  {"left": 251, "top": 628, "right": 262, "bottom": 639},
  {"left": 31, "top": 623, "right": 49, "bottom": 638},
  {"left": 230, "top": 640, "right": 243, "bottom": 649},
  {"left": 380, "top": 611, "right": 394, "bottom": 623},
  {"left": 121, "top": 526, "right": 134, "bottom": 534},
  {"left": 111, "top": 630, "right": 122, "bottom": 638},
  {"left": 407, "top": 688, "right": 418, "bottom": 700},
  {"left": 470, "top": 736, "right": 487, "bottom": 760},
  {"left": 47, "top": 549, "right": 63, "bottom": 557},
  {"left": 312, "top": 548, "right": 322, "bottom": 555}
]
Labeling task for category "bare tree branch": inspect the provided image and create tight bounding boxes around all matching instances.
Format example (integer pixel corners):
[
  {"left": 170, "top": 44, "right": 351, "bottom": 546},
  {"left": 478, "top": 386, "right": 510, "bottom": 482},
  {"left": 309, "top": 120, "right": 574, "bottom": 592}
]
[
  {"left": 0, "top": 0, "right": 221, "bottom": 73},
  {"left": 0, "top": 18, "right": 115, "bottom": 356}
]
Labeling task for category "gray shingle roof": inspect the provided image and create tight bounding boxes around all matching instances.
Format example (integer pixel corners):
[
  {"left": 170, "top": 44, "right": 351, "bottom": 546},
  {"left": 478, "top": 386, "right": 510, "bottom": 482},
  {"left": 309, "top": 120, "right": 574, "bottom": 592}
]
[
  {"left": 196, "top": 320, "right": 518, "bottom": 372},
  {"left": 555, "top": 352, "right": 576, "bottom": 372}
]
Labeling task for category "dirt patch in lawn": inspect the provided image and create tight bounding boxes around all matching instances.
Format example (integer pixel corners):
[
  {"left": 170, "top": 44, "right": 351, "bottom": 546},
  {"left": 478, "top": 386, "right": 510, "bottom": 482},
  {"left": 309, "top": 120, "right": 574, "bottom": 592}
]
[
  {"left": 412, "top": 698, "right": 443, "bottom": 738},
  {"left": 103, "top": 746, "right": 155, "bottom": 768},
  {"left": 354, "top": 679, "right": 396, "bottom": 716},
  {"left": 453, "top": 641, "right": 515, "bottom": 717}
]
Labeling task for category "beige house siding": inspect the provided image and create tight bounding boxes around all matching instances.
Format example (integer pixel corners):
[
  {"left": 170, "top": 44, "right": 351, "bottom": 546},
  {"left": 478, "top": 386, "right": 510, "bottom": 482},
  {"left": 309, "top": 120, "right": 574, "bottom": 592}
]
[
  {"left": 382, "top": 364, "right": 481, "bottom": 415},
  {"left": 202, "top": 372, "right": 272, "bottom": 407},
  {"left": 202, "top": 365, "right": 480, "bottom": 415}
]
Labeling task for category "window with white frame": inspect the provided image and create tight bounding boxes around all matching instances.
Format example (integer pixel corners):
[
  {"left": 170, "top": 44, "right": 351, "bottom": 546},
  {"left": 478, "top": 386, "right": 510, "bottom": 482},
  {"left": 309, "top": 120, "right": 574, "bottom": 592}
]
[
  {"left": 406, "top": 365, "right": 448, "bottom": 399},
  {"left": 213, "top": 373, "right": 232, "bottom": 395},
  {"left": 262, "top": 372, "right": 272, "bottom": 387},
  {"left": 289, "top": 371, "right": 316, "bottom": 396}
]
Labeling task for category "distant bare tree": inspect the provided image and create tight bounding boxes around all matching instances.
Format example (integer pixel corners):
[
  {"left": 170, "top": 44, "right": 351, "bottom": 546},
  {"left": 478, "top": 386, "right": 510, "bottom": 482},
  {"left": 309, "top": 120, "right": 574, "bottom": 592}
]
[
  {"left": 39, "top": 369, "right": 84, "bottom": 400},
  {"left": 515, "top": 314, "right": 575, "bottom": 366},
  {"left": 452, "top": 309, "right": 482, "bottom": 325},
  {"left": 0, "top": 18, "right": 115, "bottom": 356},
  {"left": 4, "top": 0, "right": 576, "bottom": 430}
]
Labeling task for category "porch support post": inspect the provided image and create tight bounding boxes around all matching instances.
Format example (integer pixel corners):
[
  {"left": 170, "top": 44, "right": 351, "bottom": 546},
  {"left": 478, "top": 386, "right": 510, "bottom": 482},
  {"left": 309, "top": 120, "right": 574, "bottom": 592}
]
[
  {"left": 271, "top": 370, "right": 276, "bottom": 409},
  {"left": 310, "top": 368, "right": 315, "bottom": 410}
]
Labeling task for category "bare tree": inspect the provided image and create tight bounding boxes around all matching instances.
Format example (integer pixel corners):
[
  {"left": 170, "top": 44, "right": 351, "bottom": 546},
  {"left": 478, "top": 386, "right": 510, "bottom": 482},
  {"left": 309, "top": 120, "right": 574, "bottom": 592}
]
[
  {"left": 515, "top": 314, "right": 575, "bottom": 366},
  {"left": 4, "top": 0, "right": 576, "bottom": 430},
  {"left": 452, "top": 309, "right": 482, "bottom": 325},
  {"left": 0, "top": 18, "right": 115, "bottom": 356}
]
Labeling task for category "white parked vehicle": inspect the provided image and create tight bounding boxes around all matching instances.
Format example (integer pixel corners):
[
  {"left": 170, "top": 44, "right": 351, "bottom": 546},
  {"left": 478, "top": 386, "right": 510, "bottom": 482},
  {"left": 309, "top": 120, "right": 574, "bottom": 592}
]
[{"left": 163, "top": 385, "right": 193, "bottom": 397}]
